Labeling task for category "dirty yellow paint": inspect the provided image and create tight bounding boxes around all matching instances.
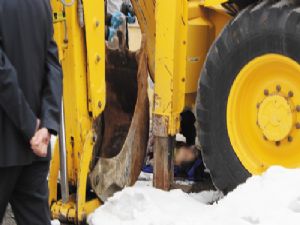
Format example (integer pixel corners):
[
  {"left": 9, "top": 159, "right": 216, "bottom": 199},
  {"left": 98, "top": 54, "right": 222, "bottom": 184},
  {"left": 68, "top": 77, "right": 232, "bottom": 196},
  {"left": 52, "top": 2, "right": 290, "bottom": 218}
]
[{"left": 49, "top": 0, "right": 104, "bottom": 222}]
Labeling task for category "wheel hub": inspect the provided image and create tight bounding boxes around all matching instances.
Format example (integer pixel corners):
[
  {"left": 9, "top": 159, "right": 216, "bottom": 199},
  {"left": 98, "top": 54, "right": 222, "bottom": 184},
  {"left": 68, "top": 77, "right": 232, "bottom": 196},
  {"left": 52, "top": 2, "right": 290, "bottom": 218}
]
[
  {"left": 227, "top": 54, "right": 300, "bottom": 175},
  {"left": 257, "top": 95, "right": 294, "bottom": 142}
]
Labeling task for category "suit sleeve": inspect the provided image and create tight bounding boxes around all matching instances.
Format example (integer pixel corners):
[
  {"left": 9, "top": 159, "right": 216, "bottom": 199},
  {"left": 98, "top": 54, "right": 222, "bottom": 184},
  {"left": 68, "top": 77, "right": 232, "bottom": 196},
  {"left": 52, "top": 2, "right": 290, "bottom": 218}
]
[
  {"left": 40, "top": 35, "right": 62, "bottom": 135},
  {"left": 0, "top": 47, "right": 37, "bottom": 141}
]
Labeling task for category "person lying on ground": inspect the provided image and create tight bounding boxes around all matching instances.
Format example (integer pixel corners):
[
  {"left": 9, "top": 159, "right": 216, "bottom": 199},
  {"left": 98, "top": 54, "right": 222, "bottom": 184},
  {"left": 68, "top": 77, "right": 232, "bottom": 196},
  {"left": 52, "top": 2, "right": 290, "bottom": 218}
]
[{"left": 143, "top": 139, "right": 210, "bottom": 181}]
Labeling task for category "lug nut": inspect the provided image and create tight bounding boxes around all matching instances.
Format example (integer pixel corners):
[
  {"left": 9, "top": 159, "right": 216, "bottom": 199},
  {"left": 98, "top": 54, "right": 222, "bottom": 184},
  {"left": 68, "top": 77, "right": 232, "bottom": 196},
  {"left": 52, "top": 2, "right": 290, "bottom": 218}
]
[
  {"left": 264, "top": 89, "right": 269, "bottom": 96},
  {"left": 276, "top": 85, "right": 281, "bottom": 92},
  {"left": 288, "top": 91, "right": 294, "bottom": 98},
  {"left": 288, "top": 136, "right": 293, "bottom": 142},
  {"left": 95, "top": 54, "right": 101, "bottom": 63},
  {"left": 275, "top": 141, "right": 281, "bottom": 146},
  {"left": 296, "top": 105, "right": 300, "bottom": 112},
  {"left": 296, "top": 123, "right": 300, "bottom": 129}
]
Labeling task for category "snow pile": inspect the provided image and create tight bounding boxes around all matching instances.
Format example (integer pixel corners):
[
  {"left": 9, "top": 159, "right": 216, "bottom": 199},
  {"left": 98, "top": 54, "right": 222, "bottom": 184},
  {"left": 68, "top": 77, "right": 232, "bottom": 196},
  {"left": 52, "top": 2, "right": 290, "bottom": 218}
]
[
  {"left": 88, "top": 167, "right": 300, "bottom": 225},
  {"left": 51, "top": 219, "right": 60, "bottom": 225}
]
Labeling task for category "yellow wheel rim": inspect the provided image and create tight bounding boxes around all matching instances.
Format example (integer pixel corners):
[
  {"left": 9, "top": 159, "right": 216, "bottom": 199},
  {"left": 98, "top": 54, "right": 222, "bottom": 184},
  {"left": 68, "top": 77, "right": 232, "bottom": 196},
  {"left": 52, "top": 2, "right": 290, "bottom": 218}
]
[{"left": 227, "top": 54, "right": 300, "bottom": 175}]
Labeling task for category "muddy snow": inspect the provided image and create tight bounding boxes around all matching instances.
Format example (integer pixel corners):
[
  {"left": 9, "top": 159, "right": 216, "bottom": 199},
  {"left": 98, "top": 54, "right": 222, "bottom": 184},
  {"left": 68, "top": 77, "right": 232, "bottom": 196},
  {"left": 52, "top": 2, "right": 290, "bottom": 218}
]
[{"left": 88, "top": 167, "right": 300, "bottom": 225}]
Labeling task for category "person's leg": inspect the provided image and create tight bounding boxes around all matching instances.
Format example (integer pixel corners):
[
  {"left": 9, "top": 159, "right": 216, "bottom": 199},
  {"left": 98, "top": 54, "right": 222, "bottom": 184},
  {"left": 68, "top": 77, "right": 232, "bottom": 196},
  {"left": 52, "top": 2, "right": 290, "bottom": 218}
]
[
  {"left": 10, "top": 161, "right": 51, "bottom": 225},
  {"left": 0, "top": 166, "right": 21, "bottom": 224}
]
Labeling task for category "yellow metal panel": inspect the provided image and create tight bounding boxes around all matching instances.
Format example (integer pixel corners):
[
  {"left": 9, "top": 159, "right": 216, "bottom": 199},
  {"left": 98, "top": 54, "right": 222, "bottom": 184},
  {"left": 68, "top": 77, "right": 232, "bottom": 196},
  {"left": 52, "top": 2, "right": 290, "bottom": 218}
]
[
  {"left": 51, "top": 0, "right": 106, "bottom": 187},
  {"left": 185, "top": 4, "right": 213, "bottom": 95},
  {"left": 55, "top": 1, "right": 91, "bottom": 183},
  {"left": 185, "top": 18, "right": 211, "bottom": 94},
  {"left": 50, "top": 0, "right": 104, "bottom": 223},
  {"left": 203, "top": 0, "right": 228, "bottom": 6},
  {"left": 153, "top": 0, "right": 231, "bottom": 132},
  {"left": 77, "top": 131, "right": 101, "bottom": 222},
  {"left": 189, "top": 0, "right": 206, "bottom": 19},
  {"left": 82, "top": 0, "right": 106, "bottom": 118},
  {"left": 185, "top": 5, "right": 231, "bottom": 97},
  {"left": 153, "top": 0, "right": 188, "bottom": 136},
  {"left": 130, "top": 0, "right": 156, "bottom": 78},
  {"left": 83, "top": 199, "right": 101, "bottom": 217}
]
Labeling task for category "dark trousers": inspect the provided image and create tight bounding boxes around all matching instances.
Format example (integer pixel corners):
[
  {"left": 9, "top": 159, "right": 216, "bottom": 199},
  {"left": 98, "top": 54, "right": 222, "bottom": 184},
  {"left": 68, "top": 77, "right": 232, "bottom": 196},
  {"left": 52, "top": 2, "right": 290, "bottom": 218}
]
[{"left": 0, "top": 161, "right": 51, "bottom": 225}]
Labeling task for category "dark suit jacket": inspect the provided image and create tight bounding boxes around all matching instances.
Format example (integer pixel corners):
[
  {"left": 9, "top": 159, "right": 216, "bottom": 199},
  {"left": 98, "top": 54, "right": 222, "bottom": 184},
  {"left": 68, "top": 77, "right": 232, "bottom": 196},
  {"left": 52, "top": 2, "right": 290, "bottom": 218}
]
[{"left": 0, "top": 0, "right": 62, "bottom": 167}]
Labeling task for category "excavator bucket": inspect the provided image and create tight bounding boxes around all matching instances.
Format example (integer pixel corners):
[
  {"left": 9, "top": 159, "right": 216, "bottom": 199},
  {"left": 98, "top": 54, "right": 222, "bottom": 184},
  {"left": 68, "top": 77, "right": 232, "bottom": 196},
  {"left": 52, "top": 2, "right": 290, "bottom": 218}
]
[{"left": 89, "top": 40, "right": 149, "bottom": 201}]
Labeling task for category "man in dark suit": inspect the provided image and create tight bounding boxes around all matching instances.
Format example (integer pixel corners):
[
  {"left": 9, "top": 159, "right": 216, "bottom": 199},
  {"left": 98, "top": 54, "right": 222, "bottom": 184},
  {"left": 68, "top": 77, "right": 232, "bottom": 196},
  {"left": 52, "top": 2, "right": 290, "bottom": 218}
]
[{"left": 0, "top": 0, "right": 62, "bottom": 224}]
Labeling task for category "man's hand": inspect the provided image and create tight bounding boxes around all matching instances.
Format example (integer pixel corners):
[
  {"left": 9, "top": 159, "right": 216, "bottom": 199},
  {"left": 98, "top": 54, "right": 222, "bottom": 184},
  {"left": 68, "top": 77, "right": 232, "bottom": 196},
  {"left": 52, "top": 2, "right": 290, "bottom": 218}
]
[{"left": 30, "top": 127, "right": 51, "bottom": 157}]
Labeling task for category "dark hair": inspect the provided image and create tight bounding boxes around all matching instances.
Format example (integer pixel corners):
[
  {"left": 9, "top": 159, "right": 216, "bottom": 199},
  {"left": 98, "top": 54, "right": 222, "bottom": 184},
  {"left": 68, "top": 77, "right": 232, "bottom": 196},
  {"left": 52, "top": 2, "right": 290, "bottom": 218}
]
[{"left": 175, "top": 141, "right": 189, "bottom": 149}]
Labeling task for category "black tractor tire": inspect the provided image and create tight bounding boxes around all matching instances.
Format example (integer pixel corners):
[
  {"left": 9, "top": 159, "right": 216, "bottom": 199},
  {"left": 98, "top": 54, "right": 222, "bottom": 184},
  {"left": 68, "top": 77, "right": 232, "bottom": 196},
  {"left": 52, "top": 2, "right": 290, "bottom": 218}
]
[{"left": 196, "top": 0, "right": 300, "bottom": 194}]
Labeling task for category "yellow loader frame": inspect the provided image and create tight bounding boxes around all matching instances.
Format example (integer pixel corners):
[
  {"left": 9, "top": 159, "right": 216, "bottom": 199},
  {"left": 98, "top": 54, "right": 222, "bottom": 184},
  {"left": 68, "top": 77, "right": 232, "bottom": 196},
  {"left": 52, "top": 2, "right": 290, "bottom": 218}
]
[{"left": 48, "top": 0, "right": 230, "bottom": 223}]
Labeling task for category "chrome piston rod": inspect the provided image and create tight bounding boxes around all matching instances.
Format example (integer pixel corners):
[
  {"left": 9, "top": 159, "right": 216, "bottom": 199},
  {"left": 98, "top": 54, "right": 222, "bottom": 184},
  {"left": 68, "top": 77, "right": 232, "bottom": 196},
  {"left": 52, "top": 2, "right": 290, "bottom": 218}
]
[{"left": 59, "top": 99, "right": 69, "bottom": 203}]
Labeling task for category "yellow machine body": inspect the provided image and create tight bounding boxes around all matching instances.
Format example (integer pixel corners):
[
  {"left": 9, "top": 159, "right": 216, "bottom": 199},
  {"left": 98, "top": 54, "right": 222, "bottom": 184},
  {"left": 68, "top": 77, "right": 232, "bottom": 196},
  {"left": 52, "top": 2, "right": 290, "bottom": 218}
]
[
  {"left": 49, "top": 0, "right": 105, "bottom": 222},
  {"left": 48, "top": 0, "right": 231, "bottom": 223}
]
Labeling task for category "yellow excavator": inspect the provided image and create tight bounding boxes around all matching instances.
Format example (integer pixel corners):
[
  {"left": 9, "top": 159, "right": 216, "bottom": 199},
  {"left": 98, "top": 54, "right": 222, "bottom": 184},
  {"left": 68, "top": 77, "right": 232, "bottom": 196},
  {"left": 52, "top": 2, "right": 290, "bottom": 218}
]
[{"left": 49, "top": 0, "right": 300, "bottom": 224}]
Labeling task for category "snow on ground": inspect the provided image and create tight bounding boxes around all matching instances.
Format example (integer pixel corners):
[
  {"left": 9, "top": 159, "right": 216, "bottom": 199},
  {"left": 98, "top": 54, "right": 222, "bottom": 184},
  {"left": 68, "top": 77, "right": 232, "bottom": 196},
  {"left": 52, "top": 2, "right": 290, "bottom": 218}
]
[
  {"left": 88, "top": 167, "right": 300, "bottom": 225},
  {"left": 51, "top": 220, "right": 60, "bottom": 225}
]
